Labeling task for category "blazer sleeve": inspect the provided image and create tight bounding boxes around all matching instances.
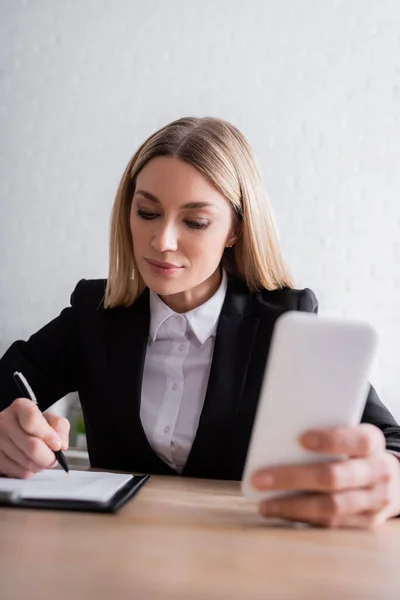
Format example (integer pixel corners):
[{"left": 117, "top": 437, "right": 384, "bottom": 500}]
[
  {"left": 296, "top": 287, "right": 400, "bottom": 453},
  {"left": 0, "top": 280, "right": 86, "bottom": 413},
  {"left": 361, "top": 385, "right": 400, "bottom": 454}
]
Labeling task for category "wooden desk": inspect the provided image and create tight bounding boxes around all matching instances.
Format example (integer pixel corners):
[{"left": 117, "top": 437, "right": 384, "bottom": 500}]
[{"left": 1, "top": 474, "right": 400, "bottom": 600}]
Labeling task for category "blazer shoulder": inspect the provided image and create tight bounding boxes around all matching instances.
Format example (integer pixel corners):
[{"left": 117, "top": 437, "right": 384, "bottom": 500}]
[
  {"left": 70, "top": 278, "right": 107, "bottom": 310},
  {"left": 253, "top": 286, "right": 319, "bottom": 314}
]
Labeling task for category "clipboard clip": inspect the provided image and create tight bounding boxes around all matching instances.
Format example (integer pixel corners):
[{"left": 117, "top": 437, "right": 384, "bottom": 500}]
[{"left": 0, "top": 489, "right": 21, "bottom": 504}]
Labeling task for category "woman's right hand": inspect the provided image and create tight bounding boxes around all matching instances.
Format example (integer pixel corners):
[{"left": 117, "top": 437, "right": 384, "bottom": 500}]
[{"left": 0, "top": 397, "right": 70, "bottom": 479}]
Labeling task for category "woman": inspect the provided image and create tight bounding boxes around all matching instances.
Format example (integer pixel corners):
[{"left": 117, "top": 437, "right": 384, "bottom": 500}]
[{"left": 0, "top": 116, "right": 399, "bottom": 529}]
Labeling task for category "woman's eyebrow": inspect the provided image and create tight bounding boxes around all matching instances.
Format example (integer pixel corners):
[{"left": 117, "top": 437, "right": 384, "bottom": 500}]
[{"left": 135, "top": 189, "right": 216, "bottom": 210}]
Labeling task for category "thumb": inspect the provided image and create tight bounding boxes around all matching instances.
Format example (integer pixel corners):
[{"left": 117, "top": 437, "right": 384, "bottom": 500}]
[{"left": 44, "top": 413, "right": 70, "bottom": 451}]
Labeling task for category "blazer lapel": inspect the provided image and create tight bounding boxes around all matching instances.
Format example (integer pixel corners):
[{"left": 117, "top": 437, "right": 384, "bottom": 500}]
[
  {"left": 183, "top": 278, "right": 260, "bottom": 478},
  {"left": 105, "top": 290, "right": 152, "bottom": 458},
  {"left": 103, "top": 289, "right": 181, "bottom": 475}
]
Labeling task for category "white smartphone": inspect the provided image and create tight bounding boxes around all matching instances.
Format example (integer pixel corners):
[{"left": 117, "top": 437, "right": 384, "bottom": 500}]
[{"left": 241, "top": 311, "right": 378, "bottom": 502}]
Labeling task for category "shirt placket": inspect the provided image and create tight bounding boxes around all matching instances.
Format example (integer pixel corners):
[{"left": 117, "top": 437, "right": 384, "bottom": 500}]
[{"left": 153, "top": 314, "right": 188, "bottom": 466}]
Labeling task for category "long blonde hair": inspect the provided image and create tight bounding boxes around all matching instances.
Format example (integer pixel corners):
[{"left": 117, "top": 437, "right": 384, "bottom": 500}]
[{"left": 105, "top": 116, "right": 294, "bottom": 308}]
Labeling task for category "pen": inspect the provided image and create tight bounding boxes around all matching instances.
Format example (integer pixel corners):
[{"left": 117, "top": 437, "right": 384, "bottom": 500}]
[{"left": 13, "top": 371, "right": 70, "bottom": 474}]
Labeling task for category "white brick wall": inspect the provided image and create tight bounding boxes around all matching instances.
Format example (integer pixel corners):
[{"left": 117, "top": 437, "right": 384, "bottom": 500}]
[{"left": 1, "top": 0, "right": 399, "bottom": 418}]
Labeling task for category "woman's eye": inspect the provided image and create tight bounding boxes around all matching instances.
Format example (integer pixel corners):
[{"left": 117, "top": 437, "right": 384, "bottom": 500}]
[
  {"left": 137, "top": 209, "right": 158, "bottom": 220},
  {"left": 185, "top": 220, "right": 210, "bottom": 230},
  {"left": 136, "top": 210, "right": 209, "bottom": 229}
]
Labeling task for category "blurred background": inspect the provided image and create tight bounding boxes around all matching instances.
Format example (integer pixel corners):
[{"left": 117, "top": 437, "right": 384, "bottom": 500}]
[{"left": 1, "top": 0, "right": 399, "bottom": 445}]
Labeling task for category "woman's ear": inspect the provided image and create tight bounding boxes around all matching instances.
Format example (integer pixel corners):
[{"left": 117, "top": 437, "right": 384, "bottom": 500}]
[{"left": 225, "top": 221, "right": 243, "bottom": 248}]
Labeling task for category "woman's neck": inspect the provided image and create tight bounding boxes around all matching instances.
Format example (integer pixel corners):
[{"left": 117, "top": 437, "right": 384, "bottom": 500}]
[{"left": 159, "top": 268, "right": 222, "bottom": 313}]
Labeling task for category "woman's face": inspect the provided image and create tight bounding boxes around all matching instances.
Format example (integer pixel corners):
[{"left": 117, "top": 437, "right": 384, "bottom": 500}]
[{"left": 130, "top": 156, "right": 238, "bottom": 311}]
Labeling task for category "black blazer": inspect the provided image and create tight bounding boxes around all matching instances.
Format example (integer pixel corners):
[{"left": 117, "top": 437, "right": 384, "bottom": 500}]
[{"left": 1, "top": 275, "right": 400, "bottom": 480}]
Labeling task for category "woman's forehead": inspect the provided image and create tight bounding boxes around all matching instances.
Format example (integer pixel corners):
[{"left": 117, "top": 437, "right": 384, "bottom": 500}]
[{"left": 135, "top": 156, "right": 229, "bottom": 209}]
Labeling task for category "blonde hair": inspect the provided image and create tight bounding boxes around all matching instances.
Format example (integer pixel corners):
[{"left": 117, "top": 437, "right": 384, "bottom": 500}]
[{"left": 105, "top": 116, "right": 294, "bottom": 308}]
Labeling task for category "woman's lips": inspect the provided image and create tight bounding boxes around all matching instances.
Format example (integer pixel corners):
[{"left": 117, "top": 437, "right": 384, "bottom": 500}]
[{"left": 145, "top": 258, "right": 184, "bottom": 276}]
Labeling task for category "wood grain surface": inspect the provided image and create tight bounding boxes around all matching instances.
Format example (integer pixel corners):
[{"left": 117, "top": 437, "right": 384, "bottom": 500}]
[{"left": 1, "top": 473, "right": 400, "bottom": 600}]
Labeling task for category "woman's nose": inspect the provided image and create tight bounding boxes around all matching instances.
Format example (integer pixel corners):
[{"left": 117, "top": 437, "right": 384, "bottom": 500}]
[{"left": 151, "top": 222, "right": 178, "bottom": 252}]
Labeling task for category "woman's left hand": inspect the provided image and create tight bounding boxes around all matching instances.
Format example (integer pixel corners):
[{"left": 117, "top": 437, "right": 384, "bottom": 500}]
[{"left": 252, "top": 423, "right": 400, "bottom": 529}]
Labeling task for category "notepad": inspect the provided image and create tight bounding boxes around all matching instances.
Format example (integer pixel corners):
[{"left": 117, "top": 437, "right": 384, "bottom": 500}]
[{"left": 0, "top": 470, "right": 134, "bottom": 503}]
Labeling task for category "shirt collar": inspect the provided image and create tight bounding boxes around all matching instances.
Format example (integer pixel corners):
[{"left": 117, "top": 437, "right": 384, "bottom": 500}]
[{"left": 149, "top": 269, "right": 228, "bottom": 344}]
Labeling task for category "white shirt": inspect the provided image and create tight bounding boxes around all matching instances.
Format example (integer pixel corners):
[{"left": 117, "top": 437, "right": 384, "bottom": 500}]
[{"left": 140, "top": 270, "right": 228, "bottom": 473}]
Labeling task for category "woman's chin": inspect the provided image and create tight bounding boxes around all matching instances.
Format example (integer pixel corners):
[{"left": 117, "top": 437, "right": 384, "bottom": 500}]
[{"left": 142, "top": 272, "right": 187, "bottom": 297}]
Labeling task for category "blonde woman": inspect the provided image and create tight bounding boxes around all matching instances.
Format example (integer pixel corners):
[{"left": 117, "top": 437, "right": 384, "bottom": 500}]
[{"left": 0, "top": 117, "right": 399, "bottom": 528}]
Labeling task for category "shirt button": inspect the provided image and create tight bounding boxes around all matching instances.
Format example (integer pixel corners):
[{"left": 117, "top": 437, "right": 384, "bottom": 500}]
[
  {"left": 172, "top": 382, "right": 178, "bottom": 391},
  {"left": 164, "top": 426, "right": 171, "bottom": 433},
  {"left": 179, "top": 344, "right": 185, "bottom": 352}
]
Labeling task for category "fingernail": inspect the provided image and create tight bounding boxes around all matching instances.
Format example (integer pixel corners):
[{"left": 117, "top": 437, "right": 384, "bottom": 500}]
[
  {"left": 253, "top": 472, "right": 275, "bottom": 488},
  {"left": 303, "top": 433, "right": 321, "bottom": 449}
]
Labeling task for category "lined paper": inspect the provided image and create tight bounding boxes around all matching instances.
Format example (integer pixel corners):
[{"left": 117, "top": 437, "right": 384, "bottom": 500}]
[{"left": 0, "top": 470, "right": 133, "bottom": 503}]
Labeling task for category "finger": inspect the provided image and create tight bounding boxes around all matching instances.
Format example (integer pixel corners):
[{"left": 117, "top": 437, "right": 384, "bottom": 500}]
[
  {"left": 44, "top": 413, "right": 70, "bottom": 451},
  {"left": 14, "top": 398, "right": 62, "bottom": 451},
  {"left": 0, "top": 432, "right": 47, "bottom": 474},
  {"left": 6, "top": 410, "right": 59, "bottom": 469},
  {"left": 260, "top": 484, "right": 392, "bottom": 528},
  {"left": 333, "top": 511, "right": 388, "bottom": 530},
  {"left": 0, "top": 448, "right": 37, "bottom": 479},
  {"left": 253, "top": 454, "right": 393, "bottom": 492},
  {"left": 300, "top": 424, "right": 386, "bottom": 458}
]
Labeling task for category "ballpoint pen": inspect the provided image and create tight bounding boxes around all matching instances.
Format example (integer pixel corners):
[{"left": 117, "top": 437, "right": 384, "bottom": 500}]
[{"left": 13, "top": 371, "right": 70, "bottom": 474}]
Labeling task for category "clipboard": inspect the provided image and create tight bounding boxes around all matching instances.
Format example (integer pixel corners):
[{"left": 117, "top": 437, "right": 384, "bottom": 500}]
[{"left": 0, "top": 473, "right": 150, "bottom": 513}]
